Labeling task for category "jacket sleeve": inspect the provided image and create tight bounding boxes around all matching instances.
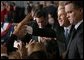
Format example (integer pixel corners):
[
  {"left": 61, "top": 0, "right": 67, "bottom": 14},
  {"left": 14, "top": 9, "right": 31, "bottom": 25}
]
[
  {"left": 33, "top": 28, "right": 56, "bottom": 38},
  {"left": 77, "top": 29, "right": 83, "bottom": 59}
]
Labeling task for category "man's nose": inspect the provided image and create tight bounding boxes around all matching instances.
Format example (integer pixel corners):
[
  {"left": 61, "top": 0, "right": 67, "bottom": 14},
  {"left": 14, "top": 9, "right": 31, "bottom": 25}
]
[{"left": 66, "top": 14, "right": 69, "bottom": 18}]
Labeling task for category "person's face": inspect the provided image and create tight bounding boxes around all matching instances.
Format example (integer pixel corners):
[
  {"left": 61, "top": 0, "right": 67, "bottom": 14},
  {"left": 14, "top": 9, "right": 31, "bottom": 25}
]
[
  {"left": 48, "top": 14, "right": 54, "bottom": 25},
  {"left": 5, "top": 3, "right": 11, "bottom": 11},
  {"left": 35, "top": 17, "right": 44, "bottom": 23},
  {"left": 58, "top": 9, "right": 69, "bottom": 27},
  {"left": 65, "top": 3, "right": 82, "bottom": 25},
  {"left": 48, "top": 18, "right": 54, "bottom": 25}
]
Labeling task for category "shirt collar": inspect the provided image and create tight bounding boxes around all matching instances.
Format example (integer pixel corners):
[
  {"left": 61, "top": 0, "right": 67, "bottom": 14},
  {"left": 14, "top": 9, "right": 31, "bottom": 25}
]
[
  {"left": 64, "top": 25, "right": 71, "bottom": 30},
  {"left": 64, "top": 25, "right": 71, "bottom": 33},
  {"left": 75, "top": 19, "right": 83, "bottom": 30}
]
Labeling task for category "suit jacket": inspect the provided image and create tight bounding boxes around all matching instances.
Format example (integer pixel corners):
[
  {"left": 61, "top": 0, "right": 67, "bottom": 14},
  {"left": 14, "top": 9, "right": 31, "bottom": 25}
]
[
  {"left": 56, "top": 25, "right": 74, "bottom": 55},
  {"left": 65, "top": 22, "right": 83, "bottom": 59},
  {"left": 32, "top": 26, "right": 56, "bottom": 38},
  {"left": 65, "top": 25, "right": 74, "bottom": 48},
  {"left": 56, "top": 25, "right": 76, "bottom": 57}
]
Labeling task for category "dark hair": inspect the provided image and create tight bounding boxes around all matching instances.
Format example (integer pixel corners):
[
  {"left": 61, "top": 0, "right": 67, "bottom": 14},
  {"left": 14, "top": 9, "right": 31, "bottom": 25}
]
[
  {"left": 34, "top": 9, "right": 47, "bottom": 18},
  {"left": 27, "top": 51, "right": 48, "bottom": 59},
  {"left": 37, "top": 4, "right": 43, "bottom": 9},
  {"left": 64, "top": 1, "right": 83, "bottom": 9},
  {"left": 45, "top": 40, "right": 60, "bottom": 59},
  {"left": 27, "top": 5, "right": 32, "bottom": 13}
]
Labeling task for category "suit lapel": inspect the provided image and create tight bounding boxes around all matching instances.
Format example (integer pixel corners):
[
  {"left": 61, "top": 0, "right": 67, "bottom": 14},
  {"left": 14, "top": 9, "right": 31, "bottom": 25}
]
[
  {"left": 66, "top": 22, "right": 83, "bottom": 57},
  {"left": 67, "top": 22, "right": 83, "bottom": 48},
  {"left": 65, "top": 26, "right": 77, "bottom": 58},
  {"left": 67, "top": 29, "right": 76, "bottom": 50}
]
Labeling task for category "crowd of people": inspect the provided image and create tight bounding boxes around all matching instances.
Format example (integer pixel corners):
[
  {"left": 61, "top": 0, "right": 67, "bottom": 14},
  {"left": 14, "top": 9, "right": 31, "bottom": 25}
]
[{"left": 1, "top": 1, "right": 83, "bottom": 59}]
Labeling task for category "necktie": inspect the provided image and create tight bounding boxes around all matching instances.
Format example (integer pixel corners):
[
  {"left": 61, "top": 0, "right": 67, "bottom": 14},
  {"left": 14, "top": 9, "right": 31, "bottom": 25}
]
[
  {"left": 64, "top": 27, "right": 77, "bottom": 58},
  {"left": 65, "top": 29, "right": 69, "bottom": 40},
  {"left": 67, "top": 27, "right": 76, "bottom": 52}
]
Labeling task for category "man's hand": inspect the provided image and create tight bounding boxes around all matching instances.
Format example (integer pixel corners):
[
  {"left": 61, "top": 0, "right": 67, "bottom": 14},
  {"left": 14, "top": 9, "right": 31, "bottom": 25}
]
[
  {"left": 13, "top": 13, "right": 33, "bottom": 38},
  {"left": 13, "top": 25, "right": 28, "bottom": 38},
  {"left": 26, "top": 39, "right": 46, "bottom": 55}
]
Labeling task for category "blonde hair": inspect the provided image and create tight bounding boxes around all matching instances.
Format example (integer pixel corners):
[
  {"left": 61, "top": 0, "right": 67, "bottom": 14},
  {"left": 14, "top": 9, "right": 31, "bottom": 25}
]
[
  {"left": 58, "top": 1, "right": 65, "bottom": 12},
  {"left": 58, "top": 1, "right": 65, "bottom": 6}
]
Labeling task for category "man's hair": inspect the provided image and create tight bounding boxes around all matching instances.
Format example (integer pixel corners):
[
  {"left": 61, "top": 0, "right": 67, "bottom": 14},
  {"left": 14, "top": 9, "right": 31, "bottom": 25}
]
[
  {"left": 58, "top": 1, "right": 66, "bottom": 11},
  {"left": 34, "top": 9, "right": 47, "bottom": 18},
  {"left": 57, "top": 1, "right": 65, "bottom": 14},
  {"left": 64, "top": 1, "right": 83, "bottom": 9},
  {"left": 58, "top": 1, "right": 65, "bottom": 6}
]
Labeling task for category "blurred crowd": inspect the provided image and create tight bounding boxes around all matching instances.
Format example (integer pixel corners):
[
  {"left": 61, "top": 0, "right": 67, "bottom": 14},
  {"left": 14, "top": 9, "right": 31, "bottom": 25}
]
[{"left": 1, "top": 1, "right": 83, "bottom": 59}]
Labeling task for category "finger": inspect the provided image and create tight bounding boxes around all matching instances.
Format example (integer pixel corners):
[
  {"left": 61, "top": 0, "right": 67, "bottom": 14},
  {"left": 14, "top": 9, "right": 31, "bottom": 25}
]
[
  {"left": 29, "top": 39, "right": 33, "bottom": 44},
  {"left": 29, "top": 40, "right": 36, "bottom": 46},
  {"left": 31, "top": 40, "right": 35, "bottom": 44},
  {"left": 21, "top": 25, "right": 27, "bottom": 29},
  {"left": 14, "top": 26, "right": 17, "bottom": 30}
]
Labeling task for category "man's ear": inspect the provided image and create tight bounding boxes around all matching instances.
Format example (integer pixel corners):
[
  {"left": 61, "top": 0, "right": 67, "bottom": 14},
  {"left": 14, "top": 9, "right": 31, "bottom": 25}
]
[
  {"left": 81, "top": 8, "right": 83, "bottom": 14},
  {"left": 79, "top": 8, "right": 83, "bottom": 14}
]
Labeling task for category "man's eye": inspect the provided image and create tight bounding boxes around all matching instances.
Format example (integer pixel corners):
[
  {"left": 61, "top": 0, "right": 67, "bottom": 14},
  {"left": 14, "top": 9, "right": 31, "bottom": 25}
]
[{"left": 68, "top": 11, "right": 72, "bottom": 13}]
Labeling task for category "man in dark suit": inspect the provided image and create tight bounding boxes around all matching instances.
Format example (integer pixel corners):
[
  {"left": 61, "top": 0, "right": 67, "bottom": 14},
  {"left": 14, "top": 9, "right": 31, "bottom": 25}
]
[
  {"left": 57, "top": 3, "right": 74, "bottom": 57},
  {"left": 64, "top": 1, "right": 83, "bottom": 59}
]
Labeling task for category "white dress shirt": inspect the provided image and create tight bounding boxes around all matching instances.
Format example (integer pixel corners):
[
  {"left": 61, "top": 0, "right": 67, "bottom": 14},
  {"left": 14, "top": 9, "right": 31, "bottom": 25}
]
[
  {"left": 1, "top": 23, "right": 9, "bottom": 33},
  {"left": 64, "top": 25, "right": 72, "bottom": 34},
  {"left": 75, "top": 19, "right": 83, "bottom": 30},
  {"left": 64, "top": 25, "right": 72, "bottom": 39}
]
